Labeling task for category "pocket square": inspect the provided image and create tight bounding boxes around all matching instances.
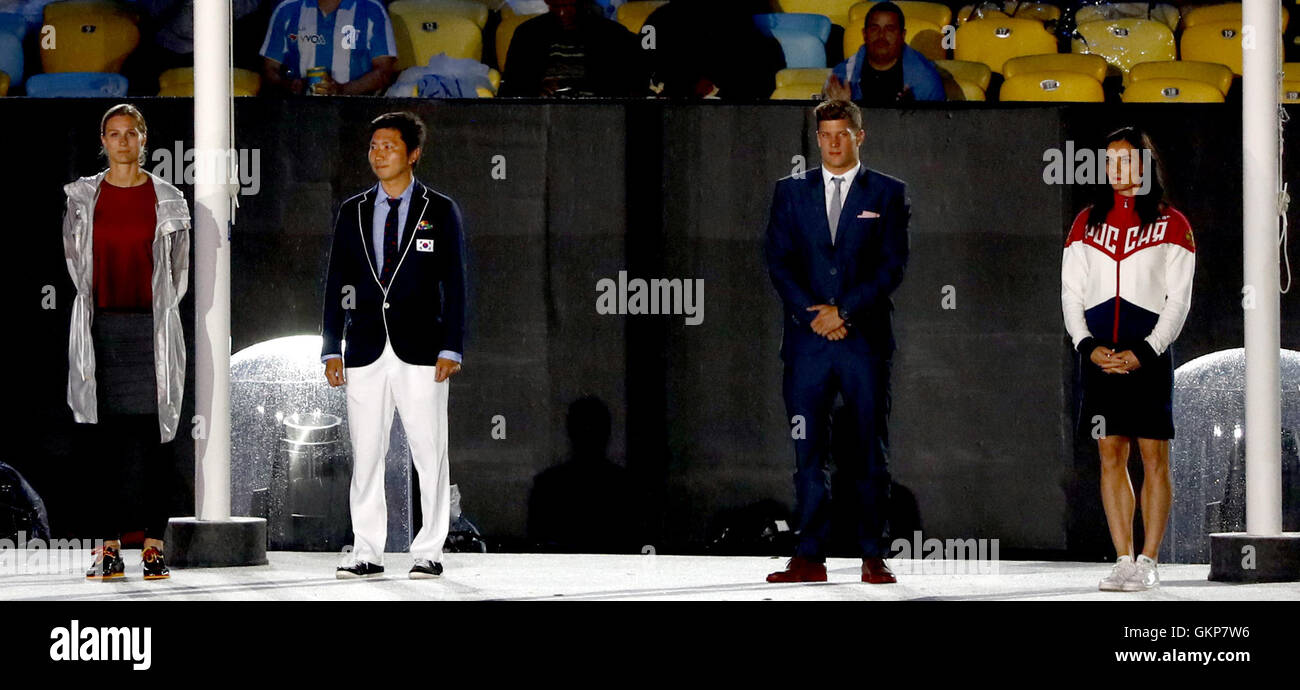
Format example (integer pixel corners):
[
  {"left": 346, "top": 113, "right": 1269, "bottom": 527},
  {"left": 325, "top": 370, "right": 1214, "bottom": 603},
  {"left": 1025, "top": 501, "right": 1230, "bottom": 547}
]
[{"left": 857, "top": 210, "right": 880, "bottom": 219}]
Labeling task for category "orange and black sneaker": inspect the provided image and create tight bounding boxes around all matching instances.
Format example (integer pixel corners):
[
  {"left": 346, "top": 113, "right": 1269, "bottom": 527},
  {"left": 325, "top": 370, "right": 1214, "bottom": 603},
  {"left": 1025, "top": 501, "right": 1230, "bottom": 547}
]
[
  {"left": 85, "top": 546, "right": 125, "bottom": 581},
  {"left": 142, "top": 546, "right": 170, "bottom": 580}
]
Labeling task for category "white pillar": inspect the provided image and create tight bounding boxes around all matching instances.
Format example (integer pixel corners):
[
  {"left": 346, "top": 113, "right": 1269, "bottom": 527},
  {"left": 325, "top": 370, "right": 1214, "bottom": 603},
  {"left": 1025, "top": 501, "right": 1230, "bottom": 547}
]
[
  {"left": 1242, "top": 0, "right": 1283, "bottom": 536},
  {"left": 193, "top": 0, "right": 233, "bottom": 521}
]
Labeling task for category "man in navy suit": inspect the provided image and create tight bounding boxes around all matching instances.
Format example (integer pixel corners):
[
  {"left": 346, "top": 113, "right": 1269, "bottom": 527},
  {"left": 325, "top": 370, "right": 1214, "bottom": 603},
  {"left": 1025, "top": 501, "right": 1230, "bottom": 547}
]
[
  {"left": 764, "top": 99, "right": 909, "bottom": 584},
  {"left": 321, "top": 111, "right": 467, "bottom": 579}
]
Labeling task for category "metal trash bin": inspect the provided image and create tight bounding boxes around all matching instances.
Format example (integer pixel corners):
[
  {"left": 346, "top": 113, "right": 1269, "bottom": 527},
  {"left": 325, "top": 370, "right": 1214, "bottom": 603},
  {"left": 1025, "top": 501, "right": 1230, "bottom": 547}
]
[{"left": 268, "top": 412, "right": 352, "bottom": 550}]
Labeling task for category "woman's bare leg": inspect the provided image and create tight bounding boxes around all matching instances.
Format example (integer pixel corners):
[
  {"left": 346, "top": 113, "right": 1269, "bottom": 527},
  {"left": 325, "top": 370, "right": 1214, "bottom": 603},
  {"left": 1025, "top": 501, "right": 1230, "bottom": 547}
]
[
  {"left": 1137, "top": 438, "right": 1172, "bottom": 560},
  {"left": 1098, "top": 435, "right": 1135, "bottom": 558}
]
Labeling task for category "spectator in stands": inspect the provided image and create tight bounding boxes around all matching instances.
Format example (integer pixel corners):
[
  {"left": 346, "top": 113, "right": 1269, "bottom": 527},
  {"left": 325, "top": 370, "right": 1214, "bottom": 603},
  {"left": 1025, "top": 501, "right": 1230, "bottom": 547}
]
[
  {"left": 644, "top": 0, "right": 785, "bottom": 100},
  {"left": 824, "top": 1, "right": 945, "bottom": 104},
  {"left": 500, "top": 0, "right": 646, "bottom": 97},
  {"left": 121, "top": 1, "right": 261, "bottom": 95},
  {"left": 259, "top": 0, "right": 398, "bottom": 95}
]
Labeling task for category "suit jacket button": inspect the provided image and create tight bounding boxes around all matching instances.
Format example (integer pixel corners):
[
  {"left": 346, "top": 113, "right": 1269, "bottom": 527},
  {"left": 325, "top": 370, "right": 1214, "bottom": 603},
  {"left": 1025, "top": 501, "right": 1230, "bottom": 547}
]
[
  {"left": 383, "top": 303, "right": 390, "bottom": 309},
  {"left": 828, "top": 298, "right": 836, "bottom": 305}
]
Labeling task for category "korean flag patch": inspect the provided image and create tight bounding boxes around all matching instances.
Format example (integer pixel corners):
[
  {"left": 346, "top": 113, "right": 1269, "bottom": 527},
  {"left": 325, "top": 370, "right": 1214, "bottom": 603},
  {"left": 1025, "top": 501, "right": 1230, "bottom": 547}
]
[{"left": 416, "top": 239, "right": 435, "bottom": 253}]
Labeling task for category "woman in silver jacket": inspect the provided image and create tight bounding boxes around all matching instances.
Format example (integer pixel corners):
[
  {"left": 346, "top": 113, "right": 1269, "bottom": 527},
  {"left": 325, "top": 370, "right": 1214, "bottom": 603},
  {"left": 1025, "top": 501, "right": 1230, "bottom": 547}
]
[{"left": 64, "top": 104, "right": 191, "bottom": 581}]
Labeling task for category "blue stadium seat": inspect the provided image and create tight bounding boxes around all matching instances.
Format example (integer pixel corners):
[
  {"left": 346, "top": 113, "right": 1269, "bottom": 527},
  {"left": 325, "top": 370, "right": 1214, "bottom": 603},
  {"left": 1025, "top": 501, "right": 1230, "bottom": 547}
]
[
  {"left": 754, "top": 13, "right": 832, "bottom": 68},
  {"left": 0, "top": 13, "right": 24, "bottom": 85},
  {"left": 25, "top": 72, "right": 128, "bottom": 97},
  {"left": 0, "top": 12, "right": 28, "bottom": 37}
]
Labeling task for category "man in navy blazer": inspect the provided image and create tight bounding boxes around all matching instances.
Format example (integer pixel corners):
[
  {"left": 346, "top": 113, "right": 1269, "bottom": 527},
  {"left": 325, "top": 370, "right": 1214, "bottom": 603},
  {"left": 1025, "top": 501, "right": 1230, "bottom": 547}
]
[
  {"left": 321, "top": 111, "right": 467, "bottom": 579},
  {"left": 764, "top": 99, "right": 909, "bottom": 584}
]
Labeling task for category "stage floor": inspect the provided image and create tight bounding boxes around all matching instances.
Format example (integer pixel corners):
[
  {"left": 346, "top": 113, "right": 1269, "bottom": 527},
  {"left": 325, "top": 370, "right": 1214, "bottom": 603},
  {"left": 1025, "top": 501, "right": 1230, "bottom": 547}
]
[{"left": 3, "top": 552, "right": 1298, "bottom": 601}]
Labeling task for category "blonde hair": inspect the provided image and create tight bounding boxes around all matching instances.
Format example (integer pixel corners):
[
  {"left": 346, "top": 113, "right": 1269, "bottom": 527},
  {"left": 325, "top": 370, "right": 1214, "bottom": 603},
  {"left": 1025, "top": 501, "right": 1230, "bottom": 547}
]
[{"left": 99, "top": 103, "right": 148, "bottom": 166}]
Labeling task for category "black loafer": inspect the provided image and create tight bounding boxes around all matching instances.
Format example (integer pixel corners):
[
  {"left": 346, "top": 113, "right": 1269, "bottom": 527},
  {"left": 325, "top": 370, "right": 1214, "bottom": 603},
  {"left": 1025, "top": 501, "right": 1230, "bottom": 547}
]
[
  {"left": 336, "top": 561, "right": 385, "bottom": 579},
  {"left": 409, "top": 559, "right": 443, "bottom": 579}
]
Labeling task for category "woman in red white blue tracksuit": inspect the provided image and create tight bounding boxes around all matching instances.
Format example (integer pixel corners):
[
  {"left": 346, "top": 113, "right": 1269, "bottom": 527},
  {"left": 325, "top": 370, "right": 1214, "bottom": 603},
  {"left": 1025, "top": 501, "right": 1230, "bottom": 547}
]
[{"left": 1061, "top": 127, "right": 1195, "bottom": 593}]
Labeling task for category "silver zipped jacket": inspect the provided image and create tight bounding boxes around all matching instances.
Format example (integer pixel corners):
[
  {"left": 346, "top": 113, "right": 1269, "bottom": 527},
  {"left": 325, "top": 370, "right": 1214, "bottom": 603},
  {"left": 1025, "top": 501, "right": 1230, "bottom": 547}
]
[{"left": 62, "top": 170, "right": 192, "bottom": 442}]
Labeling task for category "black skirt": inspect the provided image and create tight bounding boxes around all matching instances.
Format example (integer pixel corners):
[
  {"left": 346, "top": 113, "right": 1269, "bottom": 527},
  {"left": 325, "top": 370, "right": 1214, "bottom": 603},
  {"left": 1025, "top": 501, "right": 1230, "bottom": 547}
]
[
  {"left": 1078, "top": 346, "right": 1175, "bottom": 440},
  {"left": 92, "top": 310, "right": 157, "bottom": 417}
]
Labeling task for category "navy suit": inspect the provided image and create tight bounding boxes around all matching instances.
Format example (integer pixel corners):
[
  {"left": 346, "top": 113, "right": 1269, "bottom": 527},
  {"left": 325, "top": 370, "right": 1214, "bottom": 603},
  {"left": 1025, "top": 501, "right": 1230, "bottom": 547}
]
[
  {"left": 319, "top": 177, "right": 468, "bottom": 565},
  {"left": 765, "top": 165, "right": 910, "bottom": 559},
  {"left": 321, "top": 179, "right": 467, "bottom": 366}
]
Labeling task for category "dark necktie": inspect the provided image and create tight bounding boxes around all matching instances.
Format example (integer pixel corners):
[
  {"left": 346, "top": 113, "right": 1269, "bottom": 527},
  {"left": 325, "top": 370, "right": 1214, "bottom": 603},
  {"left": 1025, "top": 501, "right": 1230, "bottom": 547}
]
[{"left": 380, "top": 196, "right": 401, "bottom": 287}]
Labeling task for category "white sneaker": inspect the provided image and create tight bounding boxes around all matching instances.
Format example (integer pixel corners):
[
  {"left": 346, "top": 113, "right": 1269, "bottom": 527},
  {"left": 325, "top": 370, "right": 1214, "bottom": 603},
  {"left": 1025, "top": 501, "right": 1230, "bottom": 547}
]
[
  {"left": 1099, "top": 555, "right": 1136, "bottom": 591},
  {"left": 1122, "top": 555, "right": 1160, "bottom": 591}
]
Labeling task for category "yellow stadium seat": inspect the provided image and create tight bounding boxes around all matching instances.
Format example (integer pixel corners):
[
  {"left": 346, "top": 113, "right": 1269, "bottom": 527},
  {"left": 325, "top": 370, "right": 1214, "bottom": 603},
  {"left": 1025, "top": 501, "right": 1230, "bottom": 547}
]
[
  {"left": 1182, "top": 3, "right": 1288, "bottom": 32},
  {"left": 475, "top": 66, "right": 499, "bottom": 97},
  {"left": 1000, "top": 71, "right": 1104, "bottom": 101},
  {"left": 390, "top": 11, "right": 482, "bottom": 68},
  {"left": 954, "top": 17, "right": 1056, "bottom": 74},
  {"left": 771, "top": 83, "right": 824, "bottom": 100},
  {"left": 158, "top": 83, "right": 260, "bottom": 97},
  {"left": 933, "top": 58, "right": 991, "bottom": 89},
  {"left": 776, "top": 67, "right": 833, "bottom": 88},
  {"left": 895, "top": 1, "right": 952, "bottom": 27},
  {"left": 934, "top": 59, "right": 991, "bottom": 100},
  {"left": 158, "top": 67, "right": 262, "bottom": 95},
  {"left": 1180, "top": 20, "right": 1245, "bottom": 75},
  {"left": 1003, "top": 53, "right": 1108, "bottom": 82},
  {"left": 1072, "top": 19, "right": 1175, "bottom": 84},
  {"left": 956, "top": 4, "right": 1008, "bottom": 24},
  {"left": 389, "top": 0, "right": 488, "bottom": 29},
  {"left": 617, "top": 1, "right": 668, "bottom": 33},
  {"left": 0, "top": 70, "right": 8, "bottom": 96},
  {"left": 1076, "top": 3, "right": 1180, "bottom": 31},
  {"left": 844, "top": 16, "right": 945, "bottom": 61},
  {"left": 496, "top": 10, "right": 541, "bottom": 70},
  {"left": 1013, "top": 3, "right": 1060, "bottom": 23},
  {"left": 781, "top": 0, "right": 860, "bottom": 28},
  {"left": 1121, "top": 78, "right": 1225, "bottom": 103},
  {"left": 1130, "top": 60, "right": 1234, "bottom": 96},
  {"left": 1283, "top": 81, "right": 1300, "bottom": 104},
  {"left": 40, "top": 11, "right": 139, "bottom": 73},
  {"left": 43, "top": 1, "right": 139, "bottom": 23},
  {"left": 948, "top": 79, "right": 985, "bottom": 100}
]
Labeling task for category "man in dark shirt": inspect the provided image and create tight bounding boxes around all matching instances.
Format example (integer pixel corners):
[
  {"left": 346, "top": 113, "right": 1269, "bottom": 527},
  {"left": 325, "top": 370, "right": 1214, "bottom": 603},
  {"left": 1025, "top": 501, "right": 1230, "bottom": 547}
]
[
  {"left": 500, "top": 0, "right": 646, "bottom": 97},
  {"left": 824, "top": 1, "right": 944, "bottom": 104}
]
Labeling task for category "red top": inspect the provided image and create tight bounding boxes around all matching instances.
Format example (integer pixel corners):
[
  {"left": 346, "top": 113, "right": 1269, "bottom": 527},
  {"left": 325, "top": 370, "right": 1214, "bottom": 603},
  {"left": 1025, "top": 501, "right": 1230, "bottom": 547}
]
[{"left": 93, "top": 180, "right": 156, "bottom": 311}]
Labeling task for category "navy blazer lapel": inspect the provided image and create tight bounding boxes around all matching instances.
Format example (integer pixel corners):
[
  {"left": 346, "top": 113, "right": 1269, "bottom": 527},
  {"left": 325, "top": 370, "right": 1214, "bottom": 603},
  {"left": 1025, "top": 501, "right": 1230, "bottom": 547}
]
[
  {"left": 804, "top": 168, "right": 835, "bottom": 251},
  {"left": 399, "top": 181, "right": 432, "bottom": 258},
  {"left": 356, "top": 185, "right": 381, "bottom": 282}
]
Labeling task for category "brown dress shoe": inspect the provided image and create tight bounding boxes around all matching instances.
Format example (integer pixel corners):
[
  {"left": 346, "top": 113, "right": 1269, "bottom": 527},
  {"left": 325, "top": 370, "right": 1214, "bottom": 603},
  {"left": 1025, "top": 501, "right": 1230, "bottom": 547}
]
[
  {"left": 862, "top": 557, "right": 897, "bottom": 584},
  {"left": 767, "top": 556, "right": 828, "bottom": 583}
]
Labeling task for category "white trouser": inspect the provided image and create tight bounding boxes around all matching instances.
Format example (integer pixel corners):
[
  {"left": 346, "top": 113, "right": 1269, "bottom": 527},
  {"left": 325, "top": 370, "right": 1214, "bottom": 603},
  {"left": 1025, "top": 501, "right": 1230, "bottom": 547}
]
[{"left": 344, "top": 341, "right": 451, "bottom": 565}]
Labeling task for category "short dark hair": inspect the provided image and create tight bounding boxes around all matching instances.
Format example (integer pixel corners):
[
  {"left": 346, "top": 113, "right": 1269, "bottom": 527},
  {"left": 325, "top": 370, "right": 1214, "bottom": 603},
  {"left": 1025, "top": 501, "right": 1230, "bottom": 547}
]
[
  {"left": 815, "top": 99, "right": 863, "bottom": 131},
  {"left": 368, "top": 111, "right": 426, "bottom": 153},
  {"left": 865, "top": 1, "right": 906, "bottom": 32}
]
